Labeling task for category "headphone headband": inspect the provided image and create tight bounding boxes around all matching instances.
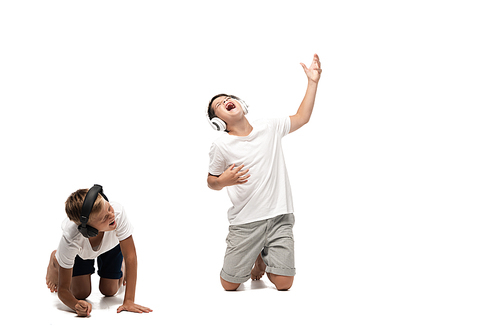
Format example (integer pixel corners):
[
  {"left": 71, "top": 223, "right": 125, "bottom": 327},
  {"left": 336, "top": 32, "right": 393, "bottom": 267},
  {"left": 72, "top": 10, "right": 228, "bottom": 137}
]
[{"left": 78, "top": 184, "right": 108, "bottom": 238}]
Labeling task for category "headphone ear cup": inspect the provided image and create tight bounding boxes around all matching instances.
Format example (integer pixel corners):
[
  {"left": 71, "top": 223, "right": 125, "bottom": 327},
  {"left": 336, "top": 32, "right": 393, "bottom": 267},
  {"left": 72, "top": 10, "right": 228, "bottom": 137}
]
[
  {"left": 78, "top": 224, "right": 89, "bottom": 238},
  {"left": 78, "top": 224, "right": 99, "bottom": 238},
  {"left": 210, "top": 117, "right": 227, "bottom": 132},
  {"left": 238, "top": 99, "right": 249, "bottom": 115},
  {"left": 86, "top": 225, "right": 99, "bottom": 238}
]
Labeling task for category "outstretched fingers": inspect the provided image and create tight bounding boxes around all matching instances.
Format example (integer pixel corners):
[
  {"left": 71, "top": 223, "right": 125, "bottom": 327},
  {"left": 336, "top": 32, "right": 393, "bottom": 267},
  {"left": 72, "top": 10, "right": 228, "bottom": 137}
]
[
  {"left": 236, "top": 165, "right": 250, "bottom": 183},
  {"left": 238, "top": 170, "right": 250, "bottom": 183},
  {"left": 117, "top": 303, "right": 153, "bottom": 314}
]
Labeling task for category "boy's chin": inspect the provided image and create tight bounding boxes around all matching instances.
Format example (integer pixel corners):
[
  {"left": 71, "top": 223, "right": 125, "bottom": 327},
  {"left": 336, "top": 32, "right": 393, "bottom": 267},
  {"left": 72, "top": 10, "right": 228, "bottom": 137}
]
[{"left": 227, "top": 109, "right": 244, "bottom": 117}]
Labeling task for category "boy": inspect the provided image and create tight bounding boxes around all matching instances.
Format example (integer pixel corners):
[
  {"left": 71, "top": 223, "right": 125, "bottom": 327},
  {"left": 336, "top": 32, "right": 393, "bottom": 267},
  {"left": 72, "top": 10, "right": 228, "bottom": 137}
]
[
  {"left": 206, "top": 54, "right": 322, "bottom": 291},
  {"left": 46, "top": 185, "right": 152, "bottom": 316}
]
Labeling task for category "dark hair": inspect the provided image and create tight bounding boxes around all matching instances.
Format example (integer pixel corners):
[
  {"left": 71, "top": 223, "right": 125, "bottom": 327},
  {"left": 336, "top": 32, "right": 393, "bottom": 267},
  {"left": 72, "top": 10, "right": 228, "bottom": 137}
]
[
  {"left": 207, "top": 94, "right": 226, "bottom": 120},
  {"left": 207, "top": 93, "right": 244, "bottom": 120}
]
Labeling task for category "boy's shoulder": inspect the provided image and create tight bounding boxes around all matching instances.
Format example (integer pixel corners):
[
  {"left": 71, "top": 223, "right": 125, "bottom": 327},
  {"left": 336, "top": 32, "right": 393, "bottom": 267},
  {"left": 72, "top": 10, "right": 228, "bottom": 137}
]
[
  {"left": 255, "top": 117, "right": 290, "bottom": 128},
  {"left": 211, "top": 131, "right": 229, "bottom": 147},
  {"left": 257, "top": 117, "right": 291, "bottom": 137},
  {"left": 210, "top": 117, "right": 289, "bottom": 146},
  {"left": 60, "top": 217, "right": 81, "bottom": 241}
]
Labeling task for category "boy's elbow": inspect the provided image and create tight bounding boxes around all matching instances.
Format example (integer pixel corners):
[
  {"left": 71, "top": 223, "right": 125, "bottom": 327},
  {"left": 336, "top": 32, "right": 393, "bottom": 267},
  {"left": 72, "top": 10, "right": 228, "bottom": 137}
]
[
  {"left": 208, "top": 183, "right": 223, "bottom": 191},
  {"left": 207, "top": 176, "right": 222, "bottom": 191},
  {"left": 300, "top": 115, "right": 312, "bottom": 129},
  {"left": 290, "top": 115, "right": 311, "bottom": 133}
]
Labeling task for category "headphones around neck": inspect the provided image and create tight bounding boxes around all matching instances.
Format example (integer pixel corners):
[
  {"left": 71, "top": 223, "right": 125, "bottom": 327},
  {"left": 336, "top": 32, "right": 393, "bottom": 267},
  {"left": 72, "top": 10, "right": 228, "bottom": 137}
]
[
  {"left": 78, "top": 184, "right": 109, "bottom": 238},
  {"left": 208, "top": 96, "right": 249, "bottom": 132}
]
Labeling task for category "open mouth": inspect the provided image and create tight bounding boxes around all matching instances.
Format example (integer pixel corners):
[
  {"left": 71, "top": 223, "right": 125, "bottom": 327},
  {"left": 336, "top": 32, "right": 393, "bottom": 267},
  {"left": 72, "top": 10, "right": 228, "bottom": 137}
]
[
  {"left": 226, "top": 102, "right": 236, "bottom": 111},
  {"left": 109, "top": 221, "right": 115, "bottom": 226}
]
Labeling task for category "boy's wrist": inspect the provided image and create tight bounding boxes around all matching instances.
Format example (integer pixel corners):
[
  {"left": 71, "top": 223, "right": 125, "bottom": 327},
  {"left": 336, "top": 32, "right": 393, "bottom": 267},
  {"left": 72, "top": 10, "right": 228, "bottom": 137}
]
[{"left": 307, "top": 78, "right": 319, "bottom": 86}]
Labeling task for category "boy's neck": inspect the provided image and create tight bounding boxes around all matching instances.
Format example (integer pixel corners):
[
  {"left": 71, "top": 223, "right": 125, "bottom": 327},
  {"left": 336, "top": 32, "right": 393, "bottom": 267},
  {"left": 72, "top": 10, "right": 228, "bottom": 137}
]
[{"left": 227, "top": 117, "right": 253, "bottom": 137}]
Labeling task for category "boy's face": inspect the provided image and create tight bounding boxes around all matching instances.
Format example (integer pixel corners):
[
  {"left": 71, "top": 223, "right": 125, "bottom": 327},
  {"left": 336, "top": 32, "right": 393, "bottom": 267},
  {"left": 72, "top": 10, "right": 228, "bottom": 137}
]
[
  {"left": 211, "top": 96, "right": 244, "bottom": 122},
  {"left": 89, "top": 201, "right": 117, "bottom": 232}
]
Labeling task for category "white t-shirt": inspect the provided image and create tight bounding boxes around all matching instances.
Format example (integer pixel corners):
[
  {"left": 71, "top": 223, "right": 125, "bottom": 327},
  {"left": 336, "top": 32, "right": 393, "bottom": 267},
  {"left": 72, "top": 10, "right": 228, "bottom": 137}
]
[
  {"left": 55, "top": 202, "right": 133, "bottom": 269},
  {"left": 208, "top": 117, "right": 294, "bottom": 225}
]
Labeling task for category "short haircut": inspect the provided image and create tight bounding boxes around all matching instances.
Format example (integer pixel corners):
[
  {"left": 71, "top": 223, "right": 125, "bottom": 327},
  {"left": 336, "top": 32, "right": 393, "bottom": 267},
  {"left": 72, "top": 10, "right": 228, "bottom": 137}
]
[
  {"left": 207, "top": 93, "right": 243, "bottom": 120},
  {"left": 65, "top": 188, "right": 105, "bottom": 224}
]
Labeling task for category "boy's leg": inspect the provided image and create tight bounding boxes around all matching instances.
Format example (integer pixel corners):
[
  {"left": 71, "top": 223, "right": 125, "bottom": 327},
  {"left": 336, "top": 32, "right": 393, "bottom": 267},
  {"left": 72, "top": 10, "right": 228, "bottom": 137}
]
[
  {"left": 223, "top": 253, "right": 266, "bottom": 290},
  {"left": 220, "top": 220, "right": 267, "bottom": 290},
  {"left": 262, "top": 214, "right": 296, "bottom": 291},
  {"left": 70, "top": 274, "right": 92, "bottom": 300},
  {"left": 97, "top": 244, "right": 124, "bottom": 297},
  {"left": 220, "top": 277, "right": 241, "bottom": 291},
  {"left": 249, "top": 252, "right": 293, "bottom": 290},
  {"left": 267, "top": 273, "right": 294, "bottom": 291},
  {"left": 46, "top": 250, "right": 93, "bottom": 298},
  {"left": 99, "top": 278, "right": 121, "bottom": 297},
  {"left": 71, "top": 254, "right": 95, "bottom": 299}
]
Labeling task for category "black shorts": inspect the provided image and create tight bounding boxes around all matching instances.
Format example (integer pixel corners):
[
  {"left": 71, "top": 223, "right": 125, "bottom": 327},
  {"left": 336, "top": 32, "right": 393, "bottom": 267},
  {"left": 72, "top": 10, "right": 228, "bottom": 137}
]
[{"left": 72, "top": 244, "right": 123, "bottom": 279}]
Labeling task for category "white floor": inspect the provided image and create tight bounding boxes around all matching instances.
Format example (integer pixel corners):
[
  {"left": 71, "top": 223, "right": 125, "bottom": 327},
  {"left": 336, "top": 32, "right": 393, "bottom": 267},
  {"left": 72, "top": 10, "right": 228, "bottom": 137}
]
[
  {"left": 27, "top": 273, "right": 334, "bottom": 334},
  {"left": 1, "top": 1, "right": 499, "bottom": 333},
  {"left": 35, "top": 274, "right": 328, "bottom": 332},
  {"left": 5, "top": 259, "right": 498, "bottom": 334}
]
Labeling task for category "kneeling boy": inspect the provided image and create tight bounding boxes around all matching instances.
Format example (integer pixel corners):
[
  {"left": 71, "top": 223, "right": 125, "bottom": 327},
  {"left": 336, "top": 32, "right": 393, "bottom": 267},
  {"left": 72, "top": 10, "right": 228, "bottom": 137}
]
[{"left": 206, "top": 54, "right": 322, "bottom": 291}]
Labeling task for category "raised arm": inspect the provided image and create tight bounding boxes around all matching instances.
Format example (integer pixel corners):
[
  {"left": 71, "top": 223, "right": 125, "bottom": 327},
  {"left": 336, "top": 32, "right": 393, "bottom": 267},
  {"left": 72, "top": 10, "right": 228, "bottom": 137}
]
[{"left": 290, "top": 54, "right": 322, "bottom": 133}]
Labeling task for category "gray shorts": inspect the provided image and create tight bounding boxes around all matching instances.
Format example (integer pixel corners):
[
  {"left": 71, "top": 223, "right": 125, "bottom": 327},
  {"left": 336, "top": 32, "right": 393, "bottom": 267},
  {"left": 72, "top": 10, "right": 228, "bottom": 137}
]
[{"left": 220, "top": 213, "right": 296, "bottom": 284}]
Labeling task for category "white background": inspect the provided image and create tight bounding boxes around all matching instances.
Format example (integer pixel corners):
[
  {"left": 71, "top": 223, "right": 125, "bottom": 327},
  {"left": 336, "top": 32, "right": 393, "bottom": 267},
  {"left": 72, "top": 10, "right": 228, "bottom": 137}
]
[{"left": 1, "top": 1, "right": 499, "bottom": 333}]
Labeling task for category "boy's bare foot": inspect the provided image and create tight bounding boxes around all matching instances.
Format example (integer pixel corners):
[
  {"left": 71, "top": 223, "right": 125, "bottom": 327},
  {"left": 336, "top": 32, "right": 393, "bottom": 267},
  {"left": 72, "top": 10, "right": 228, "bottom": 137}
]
[
  {"left": 251, "top": 254, "right": 266, "bottom": 280},
  {"left": 46, "top": 250, "right": 59, "bottom": 292}
]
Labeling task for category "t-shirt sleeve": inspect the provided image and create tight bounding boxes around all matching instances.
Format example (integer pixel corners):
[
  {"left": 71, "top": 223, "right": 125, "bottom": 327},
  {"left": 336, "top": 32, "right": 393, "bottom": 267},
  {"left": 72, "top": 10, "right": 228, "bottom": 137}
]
[
  {"left": 208, "top": 143, "right": 226, "bottom": 176},
  {"left": 55, "top": 235, "right": 80, "bottom": 269},
  {"left": 114, "top": 204, "right": 133, "bottom": 241},
  {"left": 270, "top": 117, "right": 291, "bottom": 138}
]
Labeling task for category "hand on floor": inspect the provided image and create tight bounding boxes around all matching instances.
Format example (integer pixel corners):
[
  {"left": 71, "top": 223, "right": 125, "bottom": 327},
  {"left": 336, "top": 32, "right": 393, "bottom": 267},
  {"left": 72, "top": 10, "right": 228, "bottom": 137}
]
[{"left": 117, "top": 301, "right": 152, "bottom": 314}]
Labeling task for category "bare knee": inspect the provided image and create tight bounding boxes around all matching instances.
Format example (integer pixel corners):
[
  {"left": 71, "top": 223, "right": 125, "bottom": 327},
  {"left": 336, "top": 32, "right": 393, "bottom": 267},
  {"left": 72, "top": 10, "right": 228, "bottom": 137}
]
[
  {"left": 268, "top": 274, "right": 294, "bottom": 291},
  {"left": 99, "top": 278, "right": 120, "bottom": 297},
  {"left": 71, "top": 283, "right": 91, "bottom": 300},
  {"left": 99, "top": 286, "right": 118, "bottom": 297},
  {"left": 220, "top": 277, "right": 240, "bottom": 291},
  {"left": 71, "top": 275, "right": 92, "bottom": 299}
]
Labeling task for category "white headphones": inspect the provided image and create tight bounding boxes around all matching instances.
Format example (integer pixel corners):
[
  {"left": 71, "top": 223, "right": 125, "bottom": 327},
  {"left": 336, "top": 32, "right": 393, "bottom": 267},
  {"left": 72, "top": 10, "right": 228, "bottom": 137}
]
[
  {"left": 209, "top": 116, "right": 228, "bottom": 132},
  {"left": 208, "top": 97, "right": 249, "bottom": 132}
]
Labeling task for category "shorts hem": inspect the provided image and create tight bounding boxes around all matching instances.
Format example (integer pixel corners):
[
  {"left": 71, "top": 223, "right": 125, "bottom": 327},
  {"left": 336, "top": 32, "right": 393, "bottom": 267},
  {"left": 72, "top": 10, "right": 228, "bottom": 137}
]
[
  {"left": 220, "top": 269, "right": 250, "bottom": 284},
  {"left": 97, "top": 270, "right": 123, "bottom": 280},
  {"left": 266, "top": 266, "right": 296, "bottom": 277},
  {"left": 72, "top": 268, "right": 95, "bottom": 277}
]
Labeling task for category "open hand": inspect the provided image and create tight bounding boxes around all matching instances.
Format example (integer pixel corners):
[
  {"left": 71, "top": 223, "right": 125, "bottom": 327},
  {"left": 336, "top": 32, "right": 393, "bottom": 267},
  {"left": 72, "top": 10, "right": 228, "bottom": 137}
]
[
  {"left": 117, "top": 301, "right": 152, "bottom": 314},
  {"left": 218, "top": 164, "right": 250, "bottom": 187},
  {"left": 300, "top": 54, "right": 322, "bottom": 83},
  {"left": 75, "top": 300, "right": 92, "bottom": 317}
]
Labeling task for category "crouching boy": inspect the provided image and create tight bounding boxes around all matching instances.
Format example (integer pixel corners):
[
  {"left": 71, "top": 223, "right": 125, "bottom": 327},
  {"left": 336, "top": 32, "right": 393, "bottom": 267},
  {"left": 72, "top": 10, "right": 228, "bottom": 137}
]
[{"left": 46, "top": 185, "right": 151, "bottom": 316}]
